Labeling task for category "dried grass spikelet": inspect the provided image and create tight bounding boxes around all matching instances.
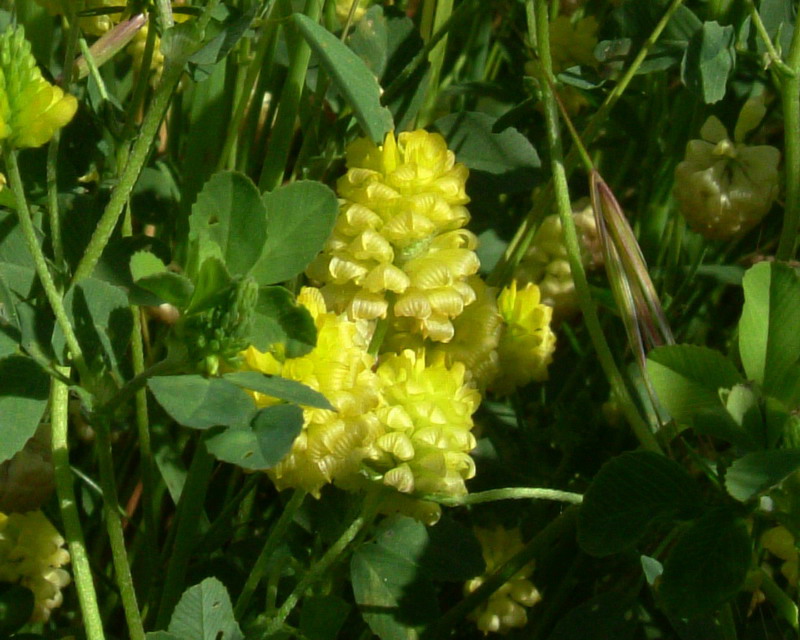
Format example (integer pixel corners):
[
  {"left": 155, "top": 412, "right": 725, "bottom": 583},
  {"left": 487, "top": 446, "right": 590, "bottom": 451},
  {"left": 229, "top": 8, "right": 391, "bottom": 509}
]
[{"left": 307, "top": 130, "right": 480, "bottom": 343}]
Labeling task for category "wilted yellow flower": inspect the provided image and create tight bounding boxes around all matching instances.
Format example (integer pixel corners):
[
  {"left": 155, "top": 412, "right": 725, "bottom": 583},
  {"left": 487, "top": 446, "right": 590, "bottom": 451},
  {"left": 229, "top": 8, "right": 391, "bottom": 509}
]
[
  {"left": 549, "top": 15, "right": 598, "bottom": 73},
  {"left": 514, "top": 199, "right": 601, "bottom": 316},
  {"left": 307, "top": 130, "right": 480, "bottom": 343},
  {"left": 364, "top": 349, "right": 480, "bottom": 511},
  {"left": 34, "top": 0, "right": 120, "bottom": 36},
  {"left": 490, "top": 281, "right": 556, "bottom": 396},
  {"left": 762, "top": 526, "right": 798, "bottom": 586},
  {"left": 0, "top": 26, "right": 78, "bottom": 149},
  {"left": 674, "top": 114, "right": 780, "bottom": 240},
  {"left": 0, "top": 510, "right": 71, "bottom": 622},
  {"left": 242, "top": 288, "right": 383, "bottom": 496},
  {"left": 465, "top": 527, "right": 541, "bottom": 634}
]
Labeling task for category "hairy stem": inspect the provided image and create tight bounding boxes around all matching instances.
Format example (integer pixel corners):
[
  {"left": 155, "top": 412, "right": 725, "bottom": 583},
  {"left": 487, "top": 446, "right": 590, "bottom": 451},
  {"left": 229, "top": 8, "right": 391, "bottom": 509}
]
[{"left": 51, "top": 370, "right": 107, "bottom": 640}]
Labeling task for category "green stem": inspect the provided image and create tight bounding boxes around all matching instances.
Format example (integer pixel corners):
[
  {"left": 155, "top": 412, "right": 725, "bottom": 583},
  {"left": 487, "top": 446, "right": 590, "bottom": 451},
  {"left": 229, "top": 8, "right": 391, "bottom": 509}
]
[
  {"left": 264, "top": 490, "right": 382, "bottom": 633},
  {"left": 776, "top": 18, "right": 800, "bottom": 260},
  {"left": 155, "top": 441, "right": 215, "bottom": 628},
  {"left": 419, "top": 487, "right": 583, "bottom": 506},
  {"left": 51, "top": 370, "right": 107, "bottom": 640},
  {"left": 124, "top": 9, "right": 159, "bottom": 138},
  {"left": 531, "top": 0, "right": 660, "bottom": 454},
  {"left": 431, "top": 507, "right": 578, "bottom": 639},
  {"left": 418, "top": 0, "right": 454, "bottom": 127},
  {"left": 234, "top": 489, "right": 306, "bottom": 619},
  {"left": 73, "top": 0, "right": 220, "bottom": 283},
  {"left": 95, "top": 417, "right": 146, "bottom": 640},
  {"left": 745, "top": 0, "right": 795, "bottom": 78},
  {"left": 258, "top": 0, "right": 322, "bottom": 192},
  {"left": 492, "top": 0, "right": 687, "bottom": 284},
  {"left": 3, "top": 146, "right": 91, "bottom": 381}
]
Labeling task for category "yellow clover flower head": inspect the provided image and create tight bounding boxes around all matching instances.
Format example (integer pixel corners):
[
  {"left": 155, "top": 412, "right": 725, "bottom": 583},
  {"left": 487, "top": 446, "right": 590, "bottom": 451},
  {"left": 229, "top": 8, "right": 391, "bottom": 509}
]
[
  {"left": 34, "top": 0, "right": 121, "bottom": 35},
  {"left": 490, "top": 281, "right": 556, "bottom": 396},
  {"left": 307, "top": 130, "right": 480, "bottom": 343},
  {"left": 465, "top": 527, "right": 541, "bottom": 634},
  {"left": 382, "top": 275, "right": 503, "bottom": 391},
  {"left": 0, "top": 510, "right": 71, "bottom": 623},
  {"left": 366, "top": 349, "right": 480, "bottom": 503},
  {"left": 0, "top": 26, "right": 78, "bottom": 149},
  {"left": 242, "top": 288, "right": 383, "bottom": 496},
  {"left": 674, "top": 115, "right": 780, "bottom": 240},
  {"left": 514, "top": 199, "right": 601, "bottom": 316}
]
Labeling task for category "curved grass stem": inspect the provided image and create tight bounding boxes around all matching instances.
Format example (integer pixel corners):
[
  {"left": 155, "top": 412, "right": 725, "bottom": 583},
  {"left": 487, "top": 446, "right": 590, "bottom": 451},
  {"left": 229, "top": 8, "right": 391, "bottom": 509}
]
[{"left": 530, "top": 0, "right": 661, "bottom": 454}]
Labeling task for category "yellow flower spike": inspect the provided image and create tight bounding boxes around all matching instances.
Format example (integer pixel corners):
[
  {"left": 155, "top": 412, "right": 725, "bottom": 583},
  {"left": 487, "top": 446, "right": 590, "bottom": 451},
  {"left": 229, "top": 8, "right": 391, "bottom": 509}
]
[
  {"left": 242, "top": 288, "right": 383, "bottom": 496},
  {"left": 490, "top": 281, "right": 556, "bottom": 396},
  {"left": 465, "top": 527, "right": 541, "bottom": 635},
  {"left": 0, "top": 510, "right": 71, "bottom": 623},
  {"left": 366, "top": 349, "right": 480, "bottom": 500},
  {"left": 0, "top": 26, "right": 78, "bottom": 149},
  {"left": 307, "top": 130, "right": 479, "bottom": 342}
]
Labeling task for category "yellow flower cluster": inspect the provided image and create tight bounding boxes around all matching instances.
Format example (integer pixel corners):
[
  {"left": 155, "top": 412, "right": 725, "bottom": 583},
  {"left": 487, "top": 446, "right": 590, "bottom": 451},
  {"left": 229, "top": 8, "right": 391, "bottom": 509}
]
[
  {"left": 0, "top": 26, "right": 78, "bottom": 149},
  {"left": 368, "top": 349, "right": 479, "bottom": 497},
  {"left": 307, "top": 130, "right": 479, "bottom": 343},
  {"left": 0, "top": 510, "right": 71, "bottom": 623},
  {"left": 491, "top": 281, "right": 556, "bottom": 397},
  {"left": 243, "top": 288, "right": 383, "bottom": 496},
  {"left": 34, "top": 0, "right": 120, "bottom": 36},
  {"left": 244, "top": 131, "right": 558, "bottom": 521},
  {"left": 465, "top": 527, "right": 541, "bottom": 634},
  {"left": 243, "top": 289, "right": 480, "bottom": 522},
  {"left": 514, "top": 199, "right": 602, "bottom": 316}
]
